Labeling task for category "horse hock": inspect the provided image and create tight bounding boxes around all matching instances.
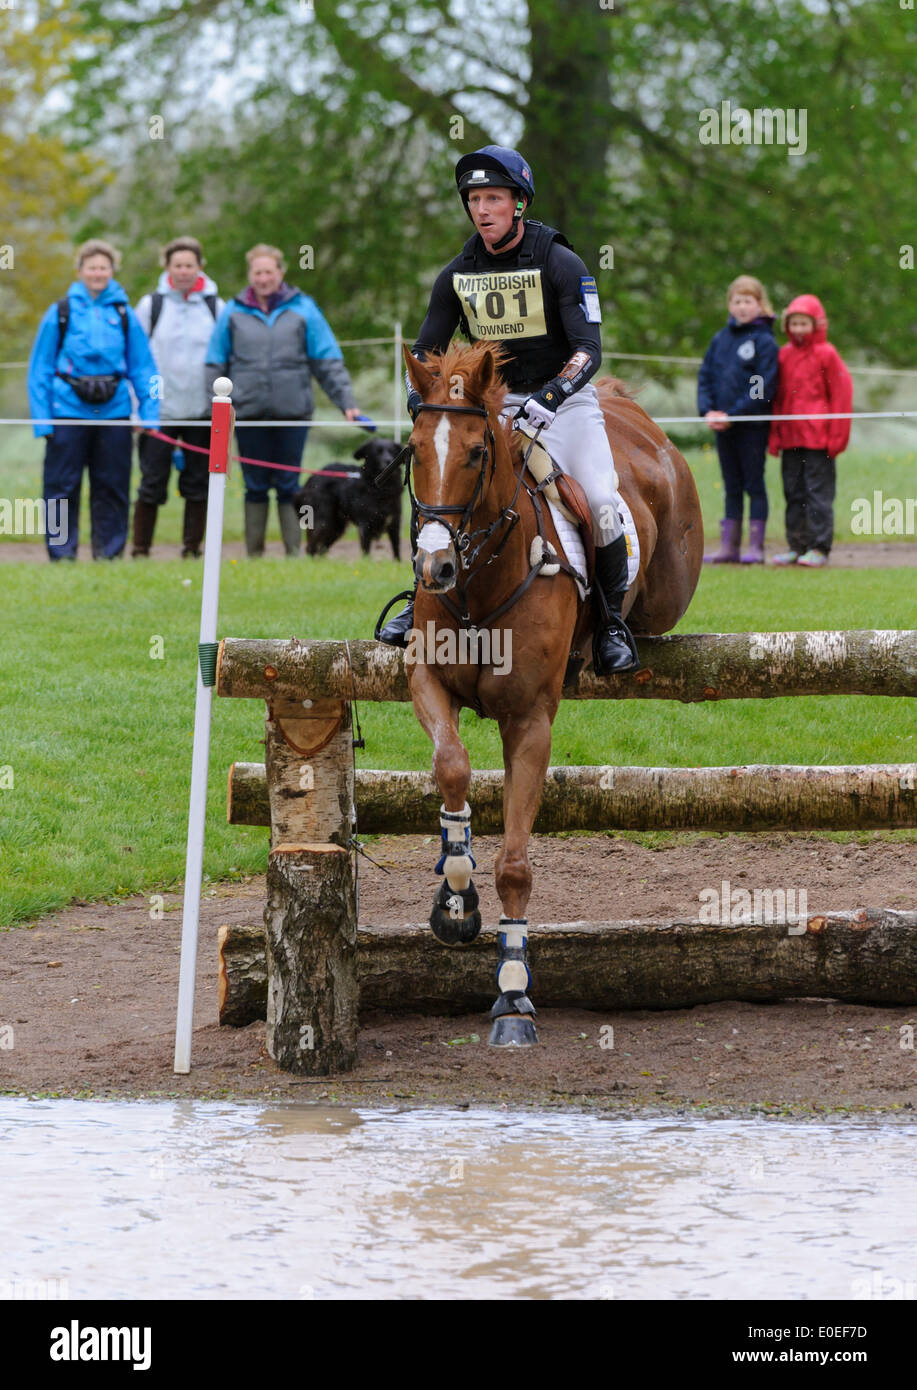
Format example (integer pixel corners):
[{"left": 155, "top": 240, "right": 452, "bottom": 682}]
[{"left": 431, "top": 802, "right": 481, "bottom": 944}]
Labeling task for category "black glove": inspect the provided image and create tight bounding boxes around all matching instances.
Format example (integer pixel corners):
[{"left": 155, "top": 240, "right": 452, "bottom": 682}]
[{"left": 407, "top": 389, "right": 423, "bottom": 422}]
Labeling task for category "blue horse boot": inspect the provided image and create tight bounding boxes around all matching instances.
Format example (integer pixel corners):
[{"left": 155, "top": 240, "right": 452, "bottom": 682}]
[
  {"left": 430, "top": 803, "right": 481, "bottom": 945},
  {"left": 489, "top": 917, "right": 538, "bottom": 1046}
]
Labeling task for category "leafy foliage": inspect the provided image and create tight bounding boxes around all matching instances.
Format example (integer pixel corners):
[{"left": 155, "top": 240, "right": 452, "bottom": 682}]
[{"left": 27, "top": 0, "right": 917, "bottom": 360}]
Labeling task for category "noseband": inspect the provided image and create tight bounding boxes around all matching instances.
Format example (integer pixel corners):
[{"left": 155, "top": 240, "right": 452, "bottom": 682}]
[{"left": 375, "top": 398, "right": 549, "bottom": 628}]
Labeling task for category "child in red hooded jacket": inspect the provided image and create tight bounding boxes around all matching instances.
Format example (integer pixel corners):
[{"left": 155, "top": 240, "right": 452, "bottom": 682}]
[{"left": 768, "top": 294, "right": 853, "bottom": 567}]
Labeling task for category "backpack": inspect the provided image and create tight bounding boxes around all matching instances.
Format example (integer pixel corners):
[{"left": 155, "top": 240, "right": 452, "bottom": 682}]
[
  {"left": 57, "top": 297, "right": 129, "bottom": 356},
  {"left": 149, "top": 291, "right": 218, "bottom": 336}
]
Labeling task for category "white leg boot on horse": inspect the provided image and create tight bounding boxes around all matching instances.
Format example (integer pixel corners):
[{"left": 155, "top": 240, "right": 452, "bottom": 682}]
[
  {"left": 409, "top": 663, "right": 481, "bottom": 944},
  {"left": 488, "top": 704, "right": 555, "bottom": 1046}
]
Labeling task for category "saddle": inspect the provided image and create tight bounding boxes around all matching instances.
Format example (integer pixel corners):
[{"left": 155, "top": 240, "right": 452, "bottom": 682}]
[{"left": 520, "top": 434, "right": 595, "bottom": 587}]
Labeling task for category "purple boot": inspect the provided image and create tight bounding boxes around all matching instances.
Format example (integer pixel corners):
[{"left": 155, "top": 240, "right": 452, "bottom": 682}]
[
  {"left": 740, "top": 518, "right": 766, "bottom": 564},
  {"left": 704, "top": 517, "right": 741, "bottom": 564}
]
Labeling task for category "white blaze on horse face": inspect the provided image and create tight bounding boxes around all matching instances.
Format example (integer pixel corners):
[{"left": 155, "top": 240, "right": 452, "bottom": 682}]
[
  {"left": 417, "top": 521, "right": 452, "bottom": 554},
  {"left": 434, "top": 413, "right": 451, "bottom": 487}
]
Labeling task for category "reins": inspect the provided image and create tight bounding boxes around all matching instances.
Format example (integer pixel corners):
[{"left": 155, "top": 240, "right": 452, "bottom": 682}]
[{"left": 379, "top": 396, "right": 583, "bottom": 630}]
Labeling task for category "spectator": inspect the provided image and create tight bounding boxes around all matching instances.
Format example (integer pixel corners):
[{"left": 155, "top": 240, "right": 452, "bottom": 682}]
[
  {"left": 27, "top": 240, "right": 159, "bottom": 560},
  {"left": 768, "top": 294, "right": 853, "bottom": 568},
  {"left": 697, "top": 274, "right": 778, "bottom": 564},
  {"left": 204, "top": 243, "right": 363, "bottom": 556},
  {"left": 132, "top": 236, "right": 225, "bottom": 558}
]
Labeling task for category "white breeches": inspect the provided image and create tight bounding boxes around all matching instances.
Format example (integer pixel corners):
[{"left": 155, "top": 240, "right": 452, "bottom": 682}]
[{"left": 502, "top": 383, "right": 623, "bottom": 546}]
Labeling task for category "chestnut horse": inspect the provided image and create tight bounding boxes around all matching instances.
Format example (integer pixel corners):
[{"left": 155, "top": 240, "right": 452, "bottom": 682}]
[{"left": 399, "top": 341, "right": 702, "bottom": 1045}]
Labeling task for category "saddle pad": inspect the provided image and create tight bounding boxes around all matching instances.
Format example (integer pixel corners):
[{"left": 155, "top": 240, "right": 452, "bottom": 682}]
[
  {"left": 617, "top": 494, "right": 640, "bottom": 587},
  {"left": 545, "top": 501, "right": 587, "bottom": 600}
]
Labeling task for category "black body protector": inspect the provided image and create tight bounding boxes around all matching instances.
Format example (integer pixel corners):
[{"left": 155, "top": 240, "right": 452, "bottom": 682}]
[{"left": 409, "top": 219, "right": 601, "bottom": 403}]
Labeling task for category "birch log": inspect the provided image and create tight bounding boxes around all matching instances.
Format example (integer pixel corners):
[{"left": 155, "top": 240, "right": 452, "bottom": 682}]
[
  {"left": 228, "top": 762, "right": 917, "bottom": 833},
  {"left": 220, "top": 909, "right": 917, "bottom": 1025},
  {"left": 216, "top": 631, "right": 917, "bottom": 704}
]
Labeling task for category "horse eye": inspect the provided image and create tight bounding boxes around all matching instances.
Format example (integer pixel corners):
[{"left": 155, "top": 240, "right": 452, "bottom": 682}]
[{"left": 467, "top": 444, "right": 485, "bottom": 465}]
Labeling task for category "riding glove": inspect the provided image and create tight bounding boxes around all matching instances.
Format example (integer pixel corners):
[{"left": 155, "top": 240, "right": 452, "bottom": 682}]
[{"left": 516, "top": 386, "right": 560, "bottom": 431}]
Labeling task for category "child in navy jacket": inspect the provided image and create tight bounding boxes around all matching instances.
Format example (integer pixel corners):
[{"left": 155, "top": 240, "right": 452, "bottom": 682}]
[{"left": 697, "top": 275, "right": 778, "bottom": 563}]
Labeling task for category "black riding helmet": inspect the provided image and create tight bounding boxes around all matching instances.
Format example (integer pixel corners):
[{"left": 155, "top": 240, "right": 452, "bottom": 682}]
[{"left": 455, "top": 146, "right": 535, "bottom": 251}]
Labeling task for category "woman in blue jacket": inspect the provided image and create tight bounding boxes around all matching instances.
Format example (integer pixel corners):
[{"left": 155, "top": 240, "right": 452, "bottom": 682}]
[
  {"left": 697, "top": 275, "right": 778, "bottom": 564},
  {"left": 28, "top": 240, "right": 159, "bottom": 560}
]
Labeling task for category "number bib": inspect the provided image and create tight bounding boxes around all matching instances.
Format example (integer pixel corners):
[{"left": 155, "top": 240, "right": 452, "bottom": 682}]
[{"left": 452, "top": 269, "right": 547, "bottom": 340}]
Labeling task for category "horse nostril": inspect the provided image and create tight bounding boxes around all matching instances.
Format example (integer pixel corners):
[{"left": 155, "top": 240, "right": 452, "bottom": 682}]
[{"left": 438, "top": 561, "right": 455, "bottom": 583}]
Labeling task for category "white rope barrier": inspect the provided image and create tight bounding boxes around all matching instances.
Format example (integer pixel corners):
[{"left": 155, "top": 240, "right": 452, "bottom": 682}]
[
  {"left": 2, "top": 410, "right": 917, "bottom": 429},
  {"left": 4, "top": 349, "right": 916, "bottom": 376}
]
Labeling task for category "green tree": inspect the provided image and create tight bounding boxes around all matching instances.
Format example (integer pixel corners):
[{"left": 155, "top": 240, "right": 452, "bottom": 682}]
[
  {"left": 67, "top": 0, "right": 917, "bottom": 362},
  {"left": 0, "top": 1, "right": 108, "bottom": 350}
]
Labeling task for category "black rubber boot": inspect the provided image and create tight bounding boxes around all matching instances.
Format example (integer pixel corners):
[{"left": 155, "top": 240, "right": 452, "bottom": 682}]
[
  {"left": 375, "top": 585, "right": 417, "bottom": 647},
  {"left": 181, "top": 499, "right": 207, "bottom": 558},
  {"left": 244, "top": 499, "right": 269, "bottom": 557},
  {"left": 131, "top": 500, "right": 158, "bottom": 557},
  {"left": 592, "top": 535, "right": 640, "bottom": 675},
  {"left": 277, "top": 498, "right": 302, "bottom": 556}
]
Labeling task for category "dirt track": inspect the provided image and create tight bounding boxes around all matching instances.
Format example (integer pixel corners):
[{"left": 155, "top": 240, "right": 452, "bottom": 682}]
[{"left": 3, "top": 832, "right": 916, "bottom": 1114}]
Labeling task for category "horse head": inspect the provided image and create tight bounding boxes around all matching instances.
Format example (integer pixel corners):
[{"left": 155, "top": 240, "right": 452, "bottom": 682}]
[{"left": 403, "top": 342, "right": 511, "bottom": 594}]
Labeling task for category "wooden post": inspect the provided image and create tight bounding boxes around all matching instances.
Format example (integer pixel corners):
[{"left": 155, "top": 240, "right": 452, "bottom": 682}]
[{"left": 262, "top": 695, "right": 358, "bottom": 1073}]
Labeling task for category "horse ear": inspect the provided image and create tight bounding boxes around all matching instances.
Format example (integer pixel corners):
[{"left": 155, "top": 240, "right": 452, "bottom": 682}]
[
  {"left": 475, "top": 347, "right": 496, "bottom": 395},
  {"left": 403, "top": 346, "right": 434, "bottom": 399}
]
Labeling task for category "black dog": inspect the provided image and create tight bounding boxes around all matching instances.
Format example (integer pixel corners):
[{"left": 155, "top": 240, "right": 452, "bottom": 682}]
[{"left": 293, "top": 438, "right": 403, "bottom": 559}]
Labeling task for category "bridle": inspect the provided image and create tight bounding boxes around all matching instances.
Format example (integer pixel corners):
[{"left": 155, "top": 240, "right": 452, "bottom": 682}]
[{"left": 376, "top": 397, "right": 577, "bottom": 630}]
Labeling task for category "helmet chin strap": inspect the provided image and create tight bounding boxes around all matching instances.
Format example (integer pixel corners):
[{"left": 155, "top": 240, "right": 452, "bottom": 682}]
[{"left": 488, "top": 197, "right": 525, "bottom": 252}]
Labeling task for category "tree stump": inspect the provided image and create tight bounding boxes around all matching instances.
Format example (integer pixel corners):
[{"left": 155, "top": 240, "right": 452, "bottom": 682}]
[
  {"left": 259, "top": 696, "right": 357, "bottom": 1074},
  {"left": 264, "top": 844, "right": 357, "bottom": 1073}
]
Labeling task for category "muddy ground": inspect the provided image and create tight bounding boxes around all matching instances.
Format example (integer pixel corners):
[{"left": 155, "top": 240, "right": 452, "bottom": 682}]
[{"left": 3, "top": 832, "right": 916, "bottom": 1115}]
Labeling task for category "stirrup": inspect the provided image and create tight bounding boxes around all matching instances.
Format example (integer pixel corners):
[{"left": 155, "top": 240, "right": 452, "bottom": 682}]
[
  {"left": 593, "top": 617, "right": 640, "bottom": 675},
  {"left": 374, "top": 589, "right": 415, "bottom": 644}
]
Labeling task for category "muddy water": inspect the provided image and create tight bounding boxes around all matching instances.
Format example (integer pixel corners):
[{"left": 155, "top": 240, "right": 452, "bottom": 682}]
[{"left": 2, "top": 1099, "right": 916, "bottom": 1300}]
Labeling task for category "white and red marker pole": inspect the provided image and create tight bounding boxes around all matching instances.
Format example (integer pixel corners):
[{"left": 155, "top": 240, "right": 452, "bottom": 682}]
[{"left": 173, "top": 378, "right": 235, "bottom": 1074}]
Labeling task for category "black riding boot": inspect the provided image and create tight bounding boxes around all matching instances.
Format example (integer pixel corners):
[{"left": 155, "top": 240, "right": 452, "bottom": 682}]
[
  {"left": 592, "top": 535, "right": 640, "bottom": 675},
  {"left": 376, "top": 583, "right": 417, "bottom": 647}
]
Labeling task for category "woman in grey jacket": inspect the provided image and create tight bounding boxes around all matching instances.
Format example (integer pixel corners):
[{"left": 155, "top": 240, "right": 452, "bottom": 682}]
[
  {"left": 133, "top": 237, "right": 225, "bottom": 557},
  {"left": 204, "top": 243, "right": 363, "bottom": 556}
]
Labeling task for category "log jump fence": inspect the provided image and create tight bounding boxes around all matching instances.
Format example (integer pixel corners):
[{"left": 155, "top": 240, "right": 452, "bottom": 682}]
[{"left": 214, "top": 630, "right": 917, "bottom": 1075}]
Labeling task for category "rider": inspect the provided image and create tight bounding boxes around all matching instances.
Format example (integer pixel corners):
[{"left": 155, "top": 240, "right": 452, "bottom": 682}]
[{"left": 378, "top": 145, "right": 638, "bottom": 675}]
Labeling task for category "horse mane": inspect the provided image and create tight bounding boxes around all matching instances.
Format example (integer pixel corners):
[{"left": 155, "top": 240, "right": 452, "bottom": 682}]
[
  {"left": 420, "top": 341, "right": 512, "bottom": 418},
  {"left": 594, "top": 374, "right": 641, "bottom": 401}
]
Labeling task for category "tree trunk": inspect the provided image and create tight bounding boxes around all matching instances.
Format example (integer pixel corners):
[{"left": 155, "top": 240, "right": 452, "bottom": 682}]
[
  {"left": 215, "top": 631, "right": 917, "bottom": 704},
  {"left": 221, "top": 909, "right": 917, "bottom": 1025},
  {"left": 524, "top": 0, "right": 612, "bottom": 263},
  {"left": 259, "top": 695, "right": 358, "bottom": 1073},
  {"left": 264, "top": 844, "right": 358, "bottom": 1073},
  {"left": 228, "top": 761, "right": 917, "bottom": 834}
]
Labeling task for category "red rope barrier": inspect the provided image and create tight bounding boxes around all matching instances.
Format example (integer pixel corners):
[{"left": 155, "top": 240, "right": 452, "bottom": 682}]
[{"left": 145, "top": 428, "right": 359, "bottom": 478}]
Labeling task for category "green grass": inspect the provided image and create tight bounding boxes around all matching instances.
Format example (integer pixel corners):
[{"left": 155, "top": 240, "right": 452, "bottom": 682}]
[{"left": 0, "top": 556, "right": 914, "bottom": 928}]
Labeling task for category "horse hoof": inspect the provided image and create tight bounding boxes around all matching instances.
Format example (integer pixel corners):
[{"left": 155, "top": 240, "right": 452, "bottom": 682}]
[
  {"left": 430, "top": 882, "right": 481, "bottom": 946},
  {"left": 489, "top": 1015, "right": 539, "bottom": 1047}
]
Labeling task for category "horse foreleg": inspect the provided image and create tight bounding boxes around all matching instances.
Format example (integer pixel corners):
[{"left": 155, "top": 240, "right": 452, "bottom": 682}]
[
  {"left": 490, "top": 703, "right": 555, "bottom": 1047},
  {"left": 408, "top": 664, "right": 480, "bottom": 945}
]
